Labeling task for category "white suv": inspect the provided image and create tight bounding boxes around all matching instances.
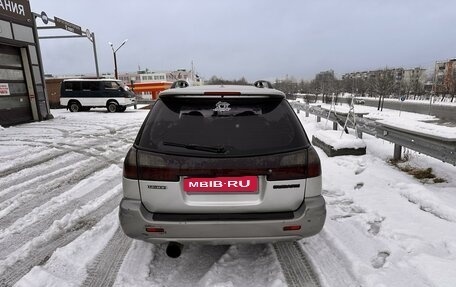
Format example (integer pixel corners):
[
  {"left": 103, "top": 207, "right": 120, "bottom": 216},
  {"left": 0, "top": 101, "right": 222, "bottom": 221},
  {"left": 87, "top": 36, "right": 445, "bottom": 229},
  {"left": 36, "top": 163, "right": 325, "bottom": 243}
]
[{"left": 119, "top": 81, "right": 326, "bottom": 257}]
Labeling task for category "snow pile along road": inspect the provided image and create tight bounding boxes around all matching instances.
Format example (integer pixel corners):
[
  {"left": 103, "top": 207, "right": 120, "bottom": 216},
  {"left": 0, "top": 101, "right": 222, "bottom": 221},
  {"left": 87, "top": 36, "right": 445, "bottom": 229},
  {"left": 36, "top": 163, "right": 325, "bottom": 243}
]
[
  {"left": 294, "top": 108, "right": 456, "bottom": 287},
  {"left": 0, "top": 106, "right": 455, "bottom": 286}
]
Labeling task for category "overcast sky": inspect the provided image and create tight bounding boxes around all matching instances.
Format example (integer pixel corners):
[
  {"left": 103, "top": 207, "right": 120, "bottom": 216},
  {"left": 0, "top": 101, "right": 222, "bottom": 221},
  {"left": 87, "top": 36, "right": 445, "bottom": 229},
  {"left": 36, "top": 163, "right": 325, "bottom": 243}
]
[{"left": 31, "top": 0, "right": 456, "bottom": 81}]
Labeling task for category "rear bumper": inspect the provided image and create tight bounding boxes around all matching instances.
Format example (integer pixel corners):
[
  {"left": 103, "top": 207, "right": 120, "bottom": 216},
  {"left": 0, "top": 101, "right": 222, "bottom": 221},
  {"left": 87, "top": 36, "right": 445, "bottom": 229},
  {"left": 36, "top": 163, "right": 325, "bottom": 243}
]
[
  {"left": 119, "top": 195, "right": 326, "bottom": 244},
  {"left": 121, "top": 98, "right": 136, "bottom": 107}
]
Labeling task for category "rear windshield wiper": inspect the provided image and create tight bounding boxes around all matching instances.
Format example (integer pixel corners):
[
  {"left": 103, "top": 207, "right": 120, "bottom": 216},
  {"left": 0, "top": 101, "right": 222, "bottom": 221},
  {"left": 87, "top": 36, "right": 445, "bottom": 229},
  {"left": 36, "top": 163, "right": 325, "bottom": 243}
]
[{"left": 163, "top": 141, "right": 226, "bottom": 153}]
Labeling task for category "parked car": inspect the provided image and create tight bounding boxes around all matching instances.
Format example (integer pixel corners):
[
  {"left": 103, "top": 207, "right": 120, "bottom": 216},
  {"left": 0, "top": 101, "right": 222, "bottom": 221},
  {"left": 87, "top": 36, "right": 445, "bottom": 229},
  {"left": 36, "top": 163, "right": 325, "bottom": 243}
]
[
  {"left": 354, "top": 98, "right": 365, "bottom": 105},
  {"left": 60, "top": 79, "right": 136, "bottom": 112},
  {"left": 119, "top": 80, "right": 326, "bottom": 257}
]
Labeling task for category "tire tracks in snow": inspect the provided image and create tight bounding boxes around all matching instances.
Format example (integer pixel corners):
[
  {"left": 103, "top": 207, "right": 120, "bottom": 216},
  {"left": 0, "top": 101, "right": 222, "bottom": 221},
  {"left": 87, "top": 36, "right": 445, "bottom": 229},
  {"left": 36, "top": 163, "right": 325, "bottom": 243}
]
[
  {"left": 0, "top": 132, "right": 133, "bottom": 229},
  {"left": 81, "top": 227, "right": 132, "bottom": 287},
  {"left": 0, "top": 189, "right": 122, "bottom": 286},
  {"left": 273, "top": 241, "right": 321, "bottom": 287},
  {"left": 0, "top": 149, "right": 68, "bottom": 178},
  {"left": 0, "top": 121, "right": 137, "bottom": 180},
  {"left": 0, "top": 152, "right": 87, "bottom": 201},
  {"left": 0, "top": 156, "right": 102, "bottom": 224},
  {"left": 0, "top": 170, "right": 121, "bottom": 259},
  {"left": 0, "top": 112, "right": 146, "bottom": 286},
  {"left": 299, "top": 233, "right": 361, "bottom": 287}
]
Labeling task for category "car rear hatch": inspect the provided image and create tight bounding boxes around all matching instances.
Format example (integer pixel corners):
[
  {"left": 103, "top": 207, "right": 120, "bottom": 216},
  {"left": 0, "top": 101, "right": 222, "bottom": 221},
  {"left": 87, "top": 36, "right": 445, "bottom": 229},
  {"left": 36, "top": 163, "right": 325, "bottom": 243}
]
[{"left": 126, "top": 95, "right": 320, "bottom": 214}]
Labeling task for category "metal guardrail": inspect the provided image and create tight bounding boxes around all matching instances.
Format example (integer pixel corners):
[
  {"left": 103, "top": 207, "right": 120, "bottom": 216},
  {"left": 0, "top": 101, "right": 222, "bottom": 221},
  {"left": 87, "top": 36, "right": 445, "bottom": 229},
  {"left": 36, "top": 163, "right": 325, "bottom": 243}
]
[{"left": 290, "top": 102, "right": 456, "bottom": 166}]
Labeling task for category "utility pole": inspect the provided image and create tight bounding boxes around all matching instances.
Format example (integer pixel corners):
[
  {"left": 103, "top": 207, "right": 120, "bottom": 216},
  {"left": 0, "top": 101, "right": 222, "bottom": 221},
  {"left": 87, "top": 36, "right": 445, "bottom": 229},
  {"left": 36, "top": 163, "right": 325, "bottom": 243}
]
[{"left": 109, "top": 39, "right": 128, "bottom": 79}]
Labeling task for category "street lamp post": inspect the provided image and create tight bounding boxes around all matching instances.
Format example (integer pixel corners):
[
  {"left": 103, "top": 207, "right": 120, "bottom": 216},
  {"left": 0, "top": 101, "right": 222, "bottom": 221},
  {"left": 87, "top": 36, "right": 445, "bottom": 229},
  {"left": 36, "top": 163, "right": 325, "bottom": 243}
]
[{"left": 108, "top": 39, "right": 128, "bottom": 79}]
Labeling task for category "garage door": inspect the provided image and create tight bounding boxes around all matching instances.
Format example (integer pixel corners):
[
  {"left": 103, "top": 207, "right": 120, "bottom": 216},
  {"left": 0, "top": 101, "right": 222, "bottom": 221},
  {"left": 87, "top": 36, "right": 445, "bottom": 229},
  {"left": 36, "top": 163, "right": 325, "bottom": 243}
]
[{"left": 0, "top": 44, "right": 32, "bottom": 126}]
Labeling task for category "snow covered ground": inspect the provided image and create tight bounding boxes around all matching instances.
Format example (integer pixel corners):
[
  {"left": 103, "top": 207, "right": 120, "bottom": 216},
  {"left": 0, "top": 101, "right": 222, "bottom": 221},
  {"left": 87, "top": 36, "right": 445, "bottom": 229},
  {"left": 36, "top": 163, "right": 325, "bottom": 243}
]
[{"left": 0, "top": 105, "right": 455, "bottom": 286}]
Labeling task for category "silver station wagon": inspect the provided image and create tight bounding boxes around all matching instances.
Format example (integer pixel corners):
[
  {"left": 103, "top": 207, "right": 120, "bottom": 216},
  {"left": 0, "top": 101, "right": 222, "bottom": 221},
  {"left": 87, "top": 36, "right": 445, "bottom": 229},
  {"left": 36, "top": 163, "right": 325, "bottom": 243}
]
[{"left": 119, "top": 81, "right": 326, "bottom": 258}]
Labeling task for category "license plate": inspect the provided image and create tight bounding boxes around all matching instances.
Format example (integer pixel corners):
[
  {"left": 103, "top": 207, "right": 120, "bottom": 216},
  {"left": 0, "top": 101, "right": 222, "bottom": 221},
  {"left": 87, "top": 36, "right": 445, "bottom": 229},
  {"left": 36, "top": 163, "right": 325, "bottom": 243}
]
[{"left": 184, "top": 176, "right": 258, "bottom": 193}]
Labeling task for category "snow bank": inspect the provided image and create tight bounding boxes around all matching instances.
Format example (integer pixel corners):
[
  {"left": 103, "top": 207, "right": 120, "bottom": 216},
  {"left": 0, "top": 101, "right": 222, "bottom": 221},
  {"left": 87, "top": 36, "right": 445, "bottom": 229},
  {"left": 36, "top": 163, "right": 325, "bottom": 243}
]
[
  {"left": 377, "top": 119, "right": 456, "bottom": 140},
  {"left": 314, "top": 130, "right": 366, "bottom": 150}
]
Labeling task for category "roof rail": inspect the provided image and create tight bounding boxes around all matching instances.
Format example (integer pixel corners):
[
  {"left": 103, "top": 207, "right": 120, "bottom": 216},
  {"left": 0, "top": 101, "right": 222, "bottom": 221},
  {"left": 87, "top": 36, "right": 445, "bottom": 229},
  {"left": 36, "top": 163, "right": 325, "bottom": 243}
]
[
  {"left": 170, "top": 80, "right": 190, "bottom": 89},
  {"left": 253, "top": 80, "right": 273, "bottom": 89}
]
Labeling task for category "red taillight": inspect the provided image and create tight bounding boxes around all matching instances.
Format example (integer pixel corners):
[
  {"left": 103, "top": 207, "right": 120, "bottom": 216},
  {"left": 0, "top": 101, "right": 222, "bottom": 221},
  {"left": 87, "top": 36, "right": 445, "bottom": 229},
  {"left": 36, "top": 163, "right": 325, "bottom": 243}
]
[
  {"left": 283, "top": 225, "right": 301, "bottom": 231},
  {"left": 267, "top": 148, "right": 321, "bottom": 181},
  {"left": 266, "top": 166, "right": 306, "bottom": 181},
  {"left": 140, "top": 166, "right": 180, "bottom": 181},
  {"left": 123, "top": 148, "right": 138, "bottom": 179},
  {"left": 307, "top": 147, "right": 321, "bottom": 178},
  {"left": 137, "top": 151, "right": 180, "bottom": 181},
  {"left": 145, "top": 227, "right": 165, "bottom": 233},
  {"left": 133, "top": 148, "right": 320, "bottom": 182},
  {"left": 267, "top": 150, "right": 307, "bottom": 181},
  {"left": 268, "top": 150, "right": 307, "bottom": 181}
]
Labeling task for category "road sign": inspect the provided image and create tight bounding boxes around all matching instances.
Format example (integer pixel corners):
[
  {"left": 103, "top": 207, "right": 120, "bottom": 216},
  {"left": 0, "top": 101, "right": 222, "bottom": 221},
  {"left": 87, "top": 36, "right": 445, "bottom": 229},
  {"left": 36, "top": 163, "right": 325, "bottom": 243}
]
[
  {"left": 54, "top": 16, "right": 82, "bottom": 35},
  {"left": 40, "top": 11, "right": 48, "bottom": 24}
]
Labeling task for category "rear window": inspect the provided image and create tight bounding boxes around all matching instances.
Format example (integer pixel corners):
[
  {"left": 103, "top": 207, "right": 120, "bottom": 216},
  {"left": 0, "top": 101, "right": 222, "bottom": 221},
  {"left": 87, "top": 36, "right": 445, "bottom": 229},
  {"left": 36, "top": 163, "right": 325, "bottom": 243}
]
[
  {"left": 63, "top": 81, "right": 100, "bottom": 91},
  {"left": 137, "top": 97, "right": 309, "bottom": 157},
  {"left": 63, "top": 81, "right": 81, "bottom": 91},
  {"left": 82, "top": 81, "right": 100, "bottom": 91}
]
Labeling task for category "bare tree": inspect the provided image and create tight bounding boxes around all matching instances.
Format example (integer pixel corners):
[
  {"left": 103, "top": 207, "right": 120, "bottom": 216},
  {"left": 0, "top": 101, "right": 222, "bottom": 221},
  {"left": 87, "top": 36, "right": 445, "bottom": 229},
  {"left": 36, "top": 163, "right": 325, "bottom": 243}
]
[
  {"left": 206, "top": 76, "right": 249, "bottom": 85},
  {"left": 314, "top": 70, "right": 337, "bottom": 103},
  {"left": 449, "top": 63, "right": 456, "bottom": 102},
  {"left": 370, "top": 69, "right": 395, "bottom": 111}
]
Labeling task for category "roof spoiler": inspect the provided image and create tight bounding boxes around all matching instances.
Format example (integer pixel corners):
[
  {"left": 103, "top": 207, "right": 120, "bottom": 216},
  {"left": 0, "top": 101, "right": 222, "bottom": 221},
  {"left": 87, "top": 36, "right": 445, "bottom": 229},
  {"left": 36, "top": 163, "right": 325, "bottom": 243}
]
[
  {"left": 170, "top": 80, "right": 274, "bottom": 89},
  {"left": 170, "top": 80, "right": 190, "bottom": 89},
  {"left": 253, "top": 80, "right": 273, "bottom": 89}
]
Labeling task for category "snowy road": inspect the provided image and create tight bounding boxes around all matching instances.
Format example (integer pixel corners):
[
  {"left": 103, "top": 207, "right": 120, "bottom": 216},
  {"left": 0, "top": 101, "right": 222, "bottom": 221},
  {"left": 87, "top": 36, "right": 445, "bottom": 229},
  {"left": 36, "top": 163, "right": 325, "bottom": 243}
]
[{"left": 1, "top": 106, "right": 455, "bottom": 286}]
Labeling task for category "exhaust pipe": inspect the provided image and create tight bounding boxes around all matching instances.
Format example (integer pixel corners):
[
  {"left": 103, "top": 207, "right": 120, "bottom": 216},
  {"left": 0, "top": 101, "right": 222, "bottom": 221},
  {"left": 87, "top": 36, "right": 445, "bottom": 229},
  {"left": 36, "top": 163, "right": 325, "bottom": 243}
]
[{"left": 166, "top": 242, "right": 183, "bottom": 258}]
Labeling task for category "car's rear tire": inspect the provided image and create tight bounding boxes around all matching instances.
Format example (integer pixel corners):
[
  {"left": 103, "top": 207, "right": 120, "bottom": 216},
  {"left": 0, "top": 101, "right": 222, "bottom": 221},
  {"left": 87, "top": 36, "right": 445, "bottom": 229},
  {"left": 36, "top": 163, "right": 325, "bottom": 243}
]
[
  {"left": 107, "top": 102, "right": 118, "bottom": 113},
  {"left": 68, "top": 102, "right": 81, "bottom": 112},
  {"left": 117, "top": 106, "right": 127, "bottom": 112}
]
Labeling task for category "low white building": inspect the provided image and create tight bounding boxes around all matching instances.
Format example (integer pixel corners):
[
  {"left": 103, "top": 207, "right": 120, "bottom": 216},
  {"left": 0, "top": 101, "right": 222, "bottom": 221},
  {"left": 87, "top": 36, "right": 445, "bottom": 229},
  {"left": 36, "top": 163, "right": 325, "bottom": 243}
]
[{"left": 119, "top": 69, "right": 197, "bottom": 85}]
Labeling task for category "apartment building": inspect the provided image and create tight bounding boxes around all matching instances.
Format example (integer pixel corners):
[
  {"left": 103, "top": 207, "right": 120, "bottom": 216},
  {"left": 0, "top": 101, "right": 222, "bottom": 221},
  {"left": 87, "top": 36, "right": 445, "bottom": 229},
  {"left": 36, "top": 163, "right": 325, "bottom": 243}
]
[
  {"left": 433, "top": 59, "right": 456, "bottom": 95},
  {"left": 342, "top": 67, "right": 427, "bottom": 94}
]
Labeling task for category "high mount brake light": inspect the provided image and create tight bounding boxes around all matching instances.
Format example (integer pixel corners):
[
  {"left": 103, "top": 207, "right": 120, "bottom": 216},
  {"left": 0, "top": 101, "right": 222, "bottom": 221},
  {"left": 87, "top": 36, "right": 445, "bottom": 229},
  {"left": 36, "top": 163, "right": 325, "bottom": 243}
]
[{"left": 203, "top": 91, "right": 241, "bottom": 96}]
